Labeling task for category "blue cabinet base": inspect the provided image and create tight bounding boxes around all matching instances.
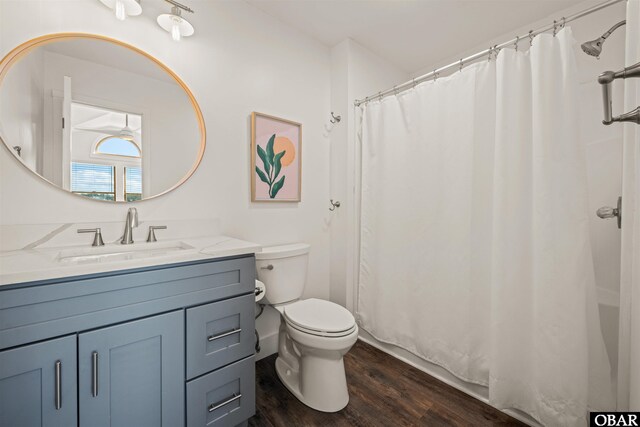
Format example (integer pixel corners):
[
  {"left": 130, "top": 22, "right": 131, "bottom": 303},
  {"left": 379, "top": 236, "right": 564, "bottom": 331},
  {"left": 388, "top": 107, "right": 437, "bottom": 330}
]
[{"left": 0, "top": 255, "right": 256, "bottom": 427}]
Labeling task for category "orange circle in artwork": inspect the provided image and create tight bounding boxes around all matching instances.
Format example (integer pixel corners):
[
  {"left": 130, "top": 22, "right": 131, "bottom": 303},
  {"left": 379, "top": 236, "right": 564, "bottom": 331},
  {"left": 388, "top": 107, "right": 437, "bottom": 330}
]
[{"left": 273, "top": 137, "right": 296, "bottom": 167}]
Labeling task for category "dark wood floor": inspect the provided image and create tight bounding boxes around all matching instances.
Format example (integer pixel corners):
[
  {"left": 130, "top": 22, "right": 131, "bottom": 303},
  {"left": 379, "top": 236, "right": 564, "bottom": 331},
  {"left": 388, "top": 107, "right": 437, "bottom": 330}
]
[{"left": 250, "top": 340, "right": 526, "bottom": 427}]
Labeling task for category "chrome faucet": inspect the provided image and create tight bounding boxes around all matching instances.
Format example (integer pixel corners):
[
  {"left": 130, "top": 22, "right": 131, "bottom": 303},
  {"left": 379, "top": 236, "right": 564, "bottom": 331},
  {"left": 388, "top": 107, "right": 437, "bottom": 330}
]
[{"left": 121, "top": 207, "right": 138, "bottom": 245}]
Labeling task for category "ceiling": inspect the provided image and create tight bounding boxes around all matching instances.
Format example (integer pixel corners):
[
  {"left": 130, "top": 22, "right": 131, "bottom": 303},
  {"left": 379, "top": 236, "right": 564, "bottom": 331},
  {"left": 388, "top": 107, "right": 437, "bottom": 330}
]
[{"left": 245, "top": 0, "right": 586, "bottom": 72}]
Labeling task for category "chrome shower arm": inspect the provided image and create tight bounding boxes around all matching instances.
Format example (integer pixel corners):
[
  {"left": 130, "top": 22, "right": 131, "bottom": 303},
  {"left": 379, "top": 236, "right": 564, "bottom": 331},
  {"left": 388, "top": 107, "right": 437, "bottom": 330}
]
[{"left": 600, "top": 20, "right": 626, "bottom": 41}]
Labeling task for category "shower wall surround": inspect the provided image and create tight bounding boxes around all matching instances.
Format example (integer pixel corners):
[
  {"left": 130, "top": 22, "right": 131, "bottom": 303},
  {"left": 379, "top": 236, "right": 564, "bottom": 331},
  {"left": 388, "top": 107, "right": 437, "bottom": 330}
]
[{"left": 0, "top": 1, "right": 332, "bottom": 302}]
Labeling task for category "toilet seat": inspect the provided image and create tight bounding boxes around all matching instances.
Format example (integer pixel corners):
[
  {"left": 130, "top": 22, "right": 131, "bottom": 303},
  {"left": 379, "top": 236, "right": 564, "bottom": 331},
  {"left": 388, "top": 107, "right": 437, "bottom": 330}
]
[{"left": 283, "top": 298, "right": 356, "bottom": 338}]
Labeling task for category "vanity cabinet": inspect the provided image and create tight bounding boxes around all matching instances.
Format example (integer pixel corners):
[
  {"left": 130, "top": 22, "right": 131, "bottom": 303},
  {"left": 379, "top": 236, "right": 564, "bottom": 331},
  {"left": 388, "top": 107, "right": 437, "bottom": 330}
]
[
  {"left": 0, "top": 255, "right": 256, "bottom": 427},
  {"left": 79, "top": 310, "right": 184, "bottom": 427},
  {"left": 0, "top": 335, "right": 77, "bottom": 427}
]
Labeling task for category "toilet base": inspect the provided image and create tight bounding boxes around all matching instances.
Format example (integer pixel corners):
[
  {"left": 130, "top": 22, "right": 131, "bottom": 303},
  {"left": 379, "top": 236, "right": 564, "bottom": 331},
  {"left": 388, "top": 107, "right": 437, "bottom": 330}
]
[{"left": 275, "top": 354, "right": 349, "bottom": 413}]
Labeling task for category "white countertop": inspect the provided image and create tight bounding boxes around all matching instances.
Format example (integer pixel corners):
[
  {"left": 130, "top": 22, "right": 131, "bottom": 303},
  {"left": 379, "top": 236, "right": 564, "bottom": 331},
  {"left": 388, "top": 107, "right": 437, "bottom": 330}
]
[{"left": 0, "top": 235, "right": 261, "bottom": 286}]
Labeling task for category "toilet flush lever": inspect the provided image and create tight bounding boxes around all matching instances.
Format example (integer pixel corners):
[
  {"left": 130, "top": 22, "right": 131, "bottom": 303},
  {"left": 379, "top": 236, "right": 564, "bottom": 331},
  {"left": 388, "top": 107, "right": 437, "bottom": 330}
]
[{"left": 260, "top": 264, "right": 274, "bottom": 270}]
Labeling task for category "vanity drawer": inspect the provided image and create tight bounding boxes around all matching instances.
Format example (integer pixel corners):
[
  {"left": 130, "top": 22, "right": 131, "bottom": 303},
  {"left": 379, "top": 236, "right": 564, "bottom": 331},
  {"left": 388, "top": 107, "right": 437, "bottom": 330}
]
[
  {"left": 186, "top": 294, "right": 255, "bottom": 379},
  {"left": 186, "top": 355, "right": 255, "bottom": 427}
]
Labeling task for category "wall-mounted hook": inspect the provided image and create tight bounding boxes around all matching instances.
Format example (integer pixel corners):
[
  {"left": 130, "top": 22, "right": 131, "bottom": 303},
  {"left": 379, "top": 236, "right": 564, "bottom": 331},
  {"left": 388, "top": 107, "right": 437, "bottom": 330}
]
[
  {"left": 329, "top": 199, "right": 341, "bottom": 211},
  {"left": 330, "top": 112, "right": 341, "bottom": 124},
  {"left": 12, "top": 146, "right": 21, "bottom": 157}
]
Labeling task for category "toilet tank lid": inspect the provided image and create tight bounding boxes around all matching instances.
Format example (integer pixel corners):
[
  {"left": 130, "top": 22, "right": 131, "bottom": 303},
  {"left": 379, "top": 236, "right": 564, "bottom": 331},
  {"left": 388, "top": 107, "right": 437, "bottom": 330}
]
[{"left": 255, "top": 243, "right": 310, "bottom": 260}]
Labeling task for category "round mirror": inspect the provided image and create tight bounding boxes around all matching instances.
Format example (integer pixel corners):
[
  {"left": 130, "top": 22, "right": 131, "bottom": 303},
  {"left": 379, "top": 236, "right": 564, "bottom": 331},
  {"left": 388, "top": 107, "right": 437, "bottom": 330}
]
[{"left": 0, "top": 33, "right": 205, "bottom": 202}]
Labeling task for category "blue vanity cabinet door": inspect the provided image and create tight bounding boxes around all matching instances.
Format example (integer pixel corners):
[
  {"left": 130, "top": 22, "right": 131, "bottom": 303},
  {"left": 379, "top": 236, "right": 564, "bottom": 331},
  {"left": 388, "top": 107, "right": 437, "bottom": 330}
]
[
  {"left": 78, "top": 310, "right": 185, "bottom": 427},
  {"left": 0, "top": 335, "right": 77, "bottom": 427}
]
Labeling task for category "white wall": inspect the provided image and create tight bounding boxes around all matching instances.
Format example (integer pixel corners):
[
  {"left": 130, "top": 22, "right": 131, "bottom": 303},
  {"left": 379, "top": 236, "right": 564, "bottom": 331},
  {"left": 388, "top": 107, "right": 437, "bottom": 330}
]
[
  {"left": 0, "top": 47, "right": 44, "bottom": 171},
  {"left": 329, "top": 39, "right": 408, "bottom": 309},
  {"left": 0, "top": 0, "right": 332, "bottom": 350}
]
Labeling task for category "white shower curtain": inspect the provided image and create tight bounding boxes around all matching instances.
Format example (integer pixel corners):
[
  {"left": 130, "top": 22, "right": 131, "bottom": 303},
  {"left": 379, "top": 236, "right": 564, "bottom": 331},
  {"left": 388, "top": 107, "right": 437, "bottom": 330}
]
[{"left": 358, "top": 28, "right": 614, "bottom": 426}]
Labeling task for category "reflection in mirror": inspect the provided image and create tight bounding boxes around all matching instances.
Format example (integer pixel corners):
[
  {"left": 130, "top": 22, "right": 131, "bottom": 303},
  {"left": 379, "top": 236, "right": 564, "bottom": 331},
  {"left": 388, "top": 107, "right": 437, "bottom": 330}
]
[
  {"left": 70, "top": 104, "right": 142, "bottom": 201},
  {"left": 0, "top": 34, "right": 205, "bottom": 202}
]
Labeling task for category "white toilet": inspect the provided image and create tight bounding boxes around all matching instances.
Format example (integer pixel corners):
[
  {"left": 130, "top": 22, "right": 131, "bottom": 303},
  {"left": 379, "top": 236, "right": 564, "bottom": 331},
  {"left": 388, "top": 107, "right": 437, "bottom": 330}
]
[{"left": 256, "top": 243, "right": 358, "bottom": 413}]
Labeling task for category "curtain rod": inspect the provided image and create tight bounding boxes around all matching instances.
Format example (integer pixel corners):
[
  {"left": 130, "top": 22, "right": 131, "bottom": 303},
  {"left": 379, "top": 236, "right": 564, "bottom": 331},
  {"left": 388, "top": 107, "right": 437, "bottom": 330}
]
[{"left": 354, "top": 0, "right": 626, "bottom": 107}]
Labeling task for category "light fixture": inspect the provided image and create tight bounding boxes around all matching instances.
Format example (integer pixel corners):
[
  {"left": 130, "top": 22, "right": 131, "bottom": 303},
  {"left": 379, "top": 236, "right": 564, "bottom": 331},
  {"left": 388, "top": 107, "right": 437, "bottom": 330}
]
[
  {"left": 157, "top": 1, "right": 194, "bottom": 42},
  {"left": 98, "top": 0, "right": 142, "bottom": 21},
  {"left": 118, "top": 114, "right": 135, "bottom": 141}
]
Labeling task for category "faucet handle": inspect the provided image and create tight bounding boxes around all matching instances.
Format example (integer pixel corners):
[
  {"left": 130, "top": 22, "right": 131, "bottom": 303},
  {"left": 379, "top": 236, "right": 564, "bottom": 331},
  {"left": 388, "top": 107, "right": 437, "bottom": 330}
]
[
  {"left": 78, "top": 228, "right": 105, "bottom": 247},
  {"left": 147, "top": 226, "right": 167, "bottom": 243}
]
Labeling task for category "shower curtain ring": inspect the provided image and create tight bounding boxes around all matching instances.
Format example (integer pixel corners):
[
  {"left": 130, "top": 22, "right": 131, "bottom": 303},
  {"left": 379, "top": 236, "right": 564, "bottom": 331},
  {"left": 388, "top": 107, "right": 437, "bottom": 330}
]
[
  {"left": 529, "top": 30, "right": 534, "bottom": 46},
  {"left": 488, "top": 46, "right": 493, "bottom": 62},
  {"left": 459, "top": 59, "right": 463, "bottom": 72},
  {"left": 553, "top": 20, "right": 558, "bottom": 37},
  {"left": 561, "top": 17, "right": 566, "bottom": 28},
  {"left": 433, "top": 70, "right": 438, "bottom": 82},
  {"left": 514, "top": 35, "right": 519, "bottom": 52}
]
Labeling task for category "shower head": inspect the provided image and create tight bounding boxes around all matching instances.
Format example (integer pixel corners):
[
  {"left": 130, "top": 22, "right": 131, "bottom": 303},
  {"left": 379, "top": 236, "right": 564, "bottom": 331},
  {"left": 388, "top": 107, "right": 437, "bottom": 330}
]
[
  {"left": 581, "top": 39, "right": 604, "bottom": 57},
  {"left": 581, "top": 20, "right": 626, "bottom": 58}
]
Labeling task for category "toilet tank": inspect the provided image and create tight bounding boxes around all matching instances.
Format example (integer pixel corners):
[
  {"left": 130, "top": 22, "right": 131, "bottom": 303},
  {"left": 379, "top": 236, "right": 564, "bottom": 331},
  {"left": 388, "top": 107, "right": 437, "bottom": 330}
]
[{"left": 255, "top": 243, "right": 310, "bottom": 304}]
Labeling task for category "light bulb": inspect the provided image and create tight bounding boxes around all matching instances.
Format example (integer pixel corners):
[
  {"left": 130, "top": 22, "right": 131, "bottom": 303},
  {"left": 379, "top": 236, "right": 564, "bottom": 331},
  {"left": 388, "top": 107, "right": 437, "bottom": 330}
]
[
  {"left": 171, "top": 18, "right": 182, "bottom": 41},
  {"left": 115, "top": 0, "right": 126, "bottom": 21}
]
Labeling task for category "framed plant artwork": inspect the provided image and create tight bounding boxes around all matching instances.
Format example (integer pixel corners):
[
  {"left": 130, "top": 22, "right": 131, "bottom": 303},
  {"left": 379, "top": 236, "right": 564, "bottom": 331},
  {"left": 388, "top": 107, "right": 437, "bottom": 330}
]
[{"left": 251, "top": 112, "right": 302, "bottom": 202}]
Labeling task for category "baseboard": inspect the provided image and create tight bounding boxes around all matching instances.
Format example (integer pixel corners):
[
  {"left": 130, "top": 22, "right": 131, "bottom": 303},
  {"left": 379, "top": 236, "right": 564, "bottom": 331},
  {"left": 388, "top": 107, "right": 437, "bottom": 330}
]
[{"left": 357, "top": 331, "right": 540, "bottom": 427}]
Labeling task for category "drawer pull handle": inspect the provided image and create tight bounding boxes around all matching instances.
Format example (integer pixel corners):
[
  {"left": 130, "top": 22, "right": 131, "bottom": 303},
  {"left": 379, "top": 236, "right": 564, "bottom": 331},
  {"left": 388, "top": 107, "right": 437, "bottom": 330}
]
[
  {"left": 208, "top": 393, "right": 242, "bottom": 413},
  {"left": 55, "top": 360, "right": 62, "bottom": 410},
  {"left": 208, "top": 328, "right": 242, "bottom": 342},
  {"left": 92, "top": 351, "right": 99, "bottom": 397}
]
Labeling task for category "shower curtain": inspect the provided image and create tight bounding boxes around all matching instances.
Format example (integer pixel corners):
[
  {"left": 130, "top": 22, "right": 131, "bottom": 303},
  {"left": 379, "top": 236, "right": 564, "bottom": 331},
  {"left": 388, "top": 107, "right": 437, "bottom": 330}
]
[{"left": 358, "top": 28, "right": 614, "bottom": 426}]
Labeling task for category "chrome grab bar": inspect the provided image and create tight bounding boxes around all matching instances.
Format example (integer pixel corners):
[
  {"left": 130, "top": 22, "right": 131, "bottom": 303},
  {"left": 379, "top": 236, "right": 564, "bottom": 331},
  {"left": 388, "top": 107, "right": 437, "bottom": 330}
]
[
  {"left": 598, "top": 62, "right": 640, "bottom": 125},
  {"left": 207, "top": 328, "right": 242, "bottom": 342},
  {"left": 208, "top": 393, "right": 241, "bottom": 413}
]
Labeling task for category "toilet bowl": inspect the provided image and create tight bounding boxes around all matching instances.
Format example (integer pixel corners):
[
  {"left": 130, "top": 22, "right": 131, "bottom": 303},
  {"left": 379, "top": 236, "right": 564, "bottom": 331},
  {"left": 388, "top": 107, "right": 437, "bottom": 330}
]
[{"left": 256, "top": 243, "right": 358, "bottom": 412}]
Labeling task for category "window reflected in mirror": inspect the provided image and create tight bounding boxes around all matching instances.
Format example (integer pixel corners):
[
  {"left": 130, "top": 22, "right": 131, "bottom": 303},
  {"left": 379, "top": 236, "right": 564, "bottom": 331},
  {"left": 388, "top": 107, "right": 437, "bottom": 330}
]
[{"left": 69, "top": 103, "right": 142, "bottom": 201}]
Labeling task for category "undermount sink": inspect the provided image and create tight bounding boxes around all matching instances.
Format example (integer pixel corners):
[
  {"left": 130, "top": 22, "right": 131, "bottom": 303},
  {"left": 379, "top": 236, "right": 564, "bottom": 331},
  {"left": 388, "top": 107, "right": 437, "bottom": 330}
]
[{"left": 56, "top": 241, "right": 196, "bottom": 265}]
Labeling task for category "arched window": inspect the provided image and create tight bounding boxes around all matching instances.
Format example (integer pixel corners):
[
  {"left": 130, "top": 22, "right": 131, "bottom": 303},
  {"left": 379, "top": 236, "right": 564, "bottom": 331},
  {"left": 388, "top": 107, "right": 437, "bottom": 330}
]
[{"left": 95, "top": 137, "right": 141, "bottom": 158}]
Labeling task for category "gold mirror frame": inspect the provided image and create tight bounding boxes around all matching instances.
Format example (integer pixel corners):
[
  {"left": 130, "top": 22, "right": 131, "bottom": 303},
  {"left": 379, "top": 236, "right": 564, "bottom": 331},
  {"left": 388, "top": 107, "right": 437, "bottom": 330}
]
[{"left": 0, "top": 33, "right": 206, "bottom": 203}]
